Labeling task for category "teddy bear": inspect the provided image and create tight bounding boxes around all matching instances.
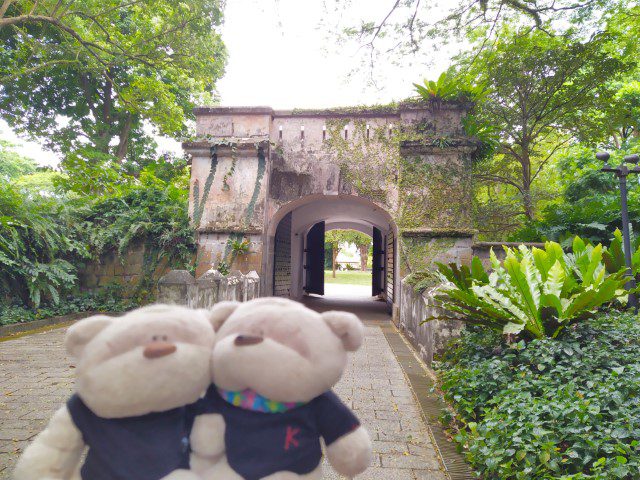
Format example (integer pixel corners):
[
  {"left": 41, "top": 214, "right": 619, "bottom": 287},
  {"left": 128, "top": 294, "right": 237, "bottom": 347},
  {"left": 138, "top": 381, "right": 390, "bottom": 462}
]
[
  {"left": 187, "top": 297, "right": 373, "bottom": 480},
  {"left": 13, "top": 304, "right": 218, "bottom": 480}
]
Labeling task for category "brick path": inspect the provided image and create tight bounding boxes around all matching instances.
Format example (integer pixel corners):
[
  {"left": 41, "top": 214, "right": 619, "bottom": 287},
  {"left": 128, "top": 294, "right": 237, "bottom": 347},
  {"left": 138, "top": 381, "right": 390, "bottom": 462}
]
[{"left": 1, "top": 297, "right": 449, "bottom": 479}]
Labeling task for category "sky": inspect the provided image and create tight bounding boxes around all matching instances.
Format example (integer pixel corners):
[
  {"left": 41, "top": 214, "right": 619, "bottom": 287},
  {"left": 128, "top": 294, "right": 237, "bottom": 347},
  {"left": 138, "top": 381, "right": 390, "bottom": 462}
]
[{"left": 0, "top": 0, "right": 457, "bottom": 168}]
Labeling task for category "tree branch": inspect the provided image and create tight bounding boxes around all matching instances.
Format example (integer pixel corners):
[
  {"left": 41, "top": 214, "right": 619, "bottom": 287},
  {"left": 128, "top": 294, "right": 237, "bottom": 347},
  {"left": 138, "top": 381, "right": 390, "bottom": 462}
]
[
  {"left": 475, "top": 173, "right": 525, "bottom": 194},
  {"left": 0, "top": 0, "right": 13, "bottom": 19}
]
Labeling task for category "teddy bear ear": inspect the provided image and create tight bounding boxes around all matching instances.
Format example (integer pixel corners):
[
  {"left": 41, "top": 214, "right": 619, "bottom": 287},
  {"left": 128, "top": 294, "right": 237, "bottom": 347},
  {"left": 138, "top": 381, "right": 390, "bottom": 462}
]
[
  {"left": 65, "top": 315, "right": 114, "bottom": 358},
  {"left": 321, "top": 311, "right": 364, "bottom": 351},
  {"left": 206, "top": 301, "right": 241, "bottom": 331}
]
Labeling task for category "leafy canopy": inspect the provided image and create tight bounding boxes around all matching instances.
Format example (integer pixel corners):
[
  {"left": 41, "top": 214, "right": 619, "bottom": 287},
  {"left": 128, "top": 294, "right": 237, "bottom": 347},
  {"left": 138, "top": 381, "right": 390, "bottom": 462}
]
[
  {"left": 460, "top": 27, "right": 636, "bottom": 223},
  {"left": 0, "top": 139, "right": 37, "bottom": 179},
  {"left": 0, "top": 0, "right": 226, "bottom": 170}
]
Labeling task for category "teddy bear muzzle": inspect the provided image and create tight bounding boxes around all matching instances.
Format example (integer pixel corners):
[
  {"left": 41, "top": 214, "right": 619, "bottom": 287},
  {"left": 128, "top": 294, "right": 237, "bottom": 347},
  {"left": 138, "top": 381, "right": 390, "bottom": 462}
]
[
  {"left": 234, "top": 334, "right": 264, "bottom": 346},
  {"left": 143, "top": 341, "right": 177, "bottom": 359}
]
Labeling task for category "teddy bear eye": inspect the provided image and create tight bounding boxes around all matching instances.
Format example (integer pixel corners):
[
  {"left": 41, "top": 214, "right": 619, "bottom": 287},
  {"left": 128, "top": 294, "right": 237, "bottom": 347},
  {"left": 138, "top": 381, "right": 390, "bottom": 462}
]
[{"left": 152, "top": 335, "right": 159, "bottom": 341}]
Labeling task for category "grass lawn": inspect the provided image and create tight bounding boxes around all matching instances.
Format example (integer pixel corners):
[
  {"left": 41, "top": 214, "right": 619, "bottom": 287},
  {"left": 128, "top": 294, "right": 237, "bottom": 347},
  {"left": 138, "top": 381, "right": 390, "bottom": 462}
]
[{"left": 324, "top": 270, "right": 371, "bottom": 285}]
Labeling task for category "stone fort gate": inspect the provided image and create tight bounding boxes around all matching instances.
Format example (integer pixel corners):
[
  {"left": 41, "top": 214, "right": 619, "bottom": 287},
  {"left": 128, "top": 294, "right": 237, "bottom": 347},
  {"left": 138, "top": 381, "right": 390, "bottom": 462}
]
[{"left": 183, "top": 101, "right": 478, "bottom": 320}]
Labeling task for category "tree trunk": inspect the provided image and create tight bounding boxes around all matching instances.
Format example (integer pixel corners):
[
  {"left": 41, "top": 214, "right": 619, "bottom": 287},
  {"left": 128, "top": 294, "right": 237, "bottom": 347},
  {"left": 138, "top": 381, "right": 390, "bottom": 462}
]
[
  {"left": 332, "top": 247, "right": 339, "bottom": 278},
  {"left": 359, "top": 245, "right": 368, "bottom": 271},
  {"left": 520, "top": 145, "right": 534, "bottom": 220},
  {"left": 116, "top": 114, "right": 133, "bottom": 161}
]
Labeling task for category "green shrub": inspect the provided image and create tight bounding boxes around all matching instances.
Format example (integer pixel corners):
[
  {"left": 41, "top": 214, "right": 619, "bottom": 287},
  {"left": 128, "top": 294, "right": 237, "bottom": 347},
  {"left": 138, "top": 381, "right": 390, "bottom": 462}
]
[
  {"left": 437, "top": 312, "right": 640, "bottom": 479},
  {"left": 230, "top": 238, "right": 250, "bottom": 255},
  {"left": 602, "top": 229, "right": 640, "bottom": 281},
  {"left": 0, "top": 183, "right": 85, "bottom": 307},
  {"left": 0, "top": 304, "right": 36, "bottom": 325},
  {"left": 1, "top": 157, "right": 195, "bottom": 311},
  {"left": 405, "top": 270, "right": 441, "bottom": 293},
  {"left": 0, "top": 288, "right": 140, "bottom": 326},
  {"left": 430, "top": 238, "right": 629, "bottom": 339}
]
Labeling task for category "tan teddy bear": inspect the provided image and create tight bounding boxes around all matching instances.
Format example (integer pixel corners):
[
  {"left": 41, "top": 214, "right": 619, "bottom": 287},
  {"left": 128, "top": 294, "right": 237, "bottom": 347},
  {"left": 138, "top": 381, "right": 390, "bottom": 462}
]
[
  {"left": 13, "top": 304, "right": 217, "bottom": 480},
  {"left": 188, "top": 297, "right": 373, "bottom": 480}
]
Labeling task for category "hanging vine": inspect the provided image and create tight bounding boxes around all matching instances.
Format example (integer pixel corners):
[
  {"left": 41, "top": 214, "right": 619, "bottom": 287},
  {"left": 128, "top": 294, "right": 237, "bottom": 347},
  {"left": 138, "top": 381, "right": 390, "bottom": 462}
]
[{"left": 222, "top": 144, "right": 238, "bottom": 191}]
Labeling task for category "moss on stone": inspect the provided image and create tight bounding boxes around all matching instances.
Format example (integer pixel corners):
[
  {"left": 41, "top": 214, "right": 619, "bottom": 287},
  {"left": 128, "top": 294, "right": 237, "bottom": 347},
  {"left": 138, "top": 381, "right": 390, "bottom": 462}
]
[{"left": 401, "top": 237, "right": 456, "bottom": 274}]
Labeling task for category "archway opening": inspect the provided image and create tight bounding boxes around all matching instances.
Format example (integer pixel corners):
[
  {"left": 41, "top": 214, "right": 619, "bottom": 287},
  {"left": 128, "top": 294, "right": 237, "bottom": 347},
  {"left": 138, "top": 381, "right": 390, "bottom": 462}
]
[
  {"left": 324, "top": 228, "right": 373, "bottom": 301},
  {"left": 264, "top": 195, "right": 397, "bottom": 317}
]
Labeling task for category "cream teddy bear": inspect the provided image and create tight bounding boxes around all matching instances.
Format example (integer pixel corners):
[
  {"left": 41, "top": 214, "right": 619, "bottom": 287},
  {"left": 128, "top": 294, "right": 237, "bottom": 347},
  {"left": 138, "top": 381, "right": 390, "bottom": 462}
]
[
  {"left": 188, "top": 297, "right": 373, "bottom": 480},
  {"left": 13, "top": 304, "right": 217, "bottom": 480}
]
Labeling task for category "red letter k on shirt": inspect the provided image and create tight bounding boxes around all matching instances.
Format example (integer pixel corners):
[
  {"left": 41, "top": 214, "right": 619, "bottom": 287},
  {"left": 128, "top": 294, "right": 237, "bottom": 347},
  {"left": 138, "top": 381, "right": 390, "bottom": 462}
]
[{"left": 284, "top": 426, "right": 300, "bottom": 450}]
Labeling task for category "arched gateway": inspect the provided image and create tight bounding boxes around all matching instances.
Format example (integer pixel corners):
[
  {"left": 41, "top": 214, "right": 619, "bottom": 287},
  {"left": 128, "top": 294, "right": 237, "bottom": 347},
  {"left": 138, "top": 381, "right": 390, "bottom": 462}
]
[{"left": 183, "top": 102, "right": 478, "bottom": 320}]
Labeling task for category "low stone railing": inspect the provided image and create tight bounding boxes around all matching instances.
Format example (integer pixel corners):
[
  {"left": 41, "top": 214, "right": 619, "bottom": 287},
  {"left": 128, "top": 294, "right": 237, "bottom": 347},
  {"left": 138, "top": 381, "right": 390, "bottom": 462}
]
[
  {"left": 157, "top": 269, "right": 260, "bottom": 308},
  {"left": 399, "top": 278, "right": 463, "bottom": 366}
]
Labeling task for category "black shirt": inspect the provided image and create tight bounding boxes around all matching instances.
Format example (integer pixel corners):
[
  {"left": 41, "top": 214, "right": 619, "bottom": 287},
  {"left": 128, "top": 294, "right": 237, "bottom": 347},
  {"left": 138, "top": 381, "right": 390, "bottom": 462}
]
[
  {"left": 67, "top": 395, "right": 190, "bottom": 480},
  {"left": 193, "top": 386, "right": 360, "bottom": 480}
]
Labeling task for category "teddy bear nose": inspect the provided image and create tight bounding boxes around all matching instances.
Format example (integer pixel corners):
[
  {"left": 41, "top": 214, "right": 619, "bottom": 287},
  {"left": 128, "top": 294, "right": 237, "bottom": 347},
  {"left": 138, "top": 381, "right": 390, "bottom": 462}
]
[
  {"left": 234, "top": 335, "right": 264, "bottom": 346},
  {"left": 143, "top": 342, "right": 177, "bottom": 359}
]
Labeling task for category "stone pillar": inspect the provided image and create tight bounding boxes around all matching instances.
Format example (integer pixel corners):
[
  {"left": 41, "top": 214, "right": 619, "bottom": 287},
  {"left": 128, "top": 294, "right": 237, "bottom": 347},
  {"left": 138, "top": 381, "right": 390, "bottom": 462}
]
[
  {"left": 243, "top": 271, "right": 260, "bottom": 301},
  {"left": 196, "top": 269, "right": 223, "bottom": 308},
  {"left": 183, "top": 132, "right": 270, "bottom": 279},
  {"left": 157, "top": 270, "right": 196, "bottom": 306},
  {"left": 219, "top": 270, "right": 244, "bottom": 302},
  {"left": 397, "top": 135, "right": 478, "bottom": 275}
]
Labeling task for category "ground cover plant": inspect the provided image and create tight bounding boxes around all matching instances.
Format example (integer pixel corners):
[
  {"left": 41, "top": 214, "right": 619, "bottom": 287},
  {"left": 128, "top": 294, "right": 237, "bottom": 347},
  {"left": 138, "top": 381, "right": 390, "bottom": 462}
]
[
  {"left": 0, "top": 287, "right": 140, "bottom": 327},
  {"left": 436, "top": 312, "right": 640, "bottom": 479}
]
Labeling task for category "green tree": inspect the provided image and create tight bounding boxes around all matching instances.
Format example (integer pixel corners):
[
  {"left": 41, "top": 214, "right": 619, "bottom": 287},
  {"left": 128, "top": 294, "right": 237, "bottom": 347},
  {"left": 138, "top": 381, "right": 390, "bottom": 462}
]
[
  {"left": 341, "top": 230, "right": 372, "bottom": 272},
  {"left": 461, "top": 28, "right": 636, "bottom": 228},
  {"left": 14, "top": 170, "right": 65, "bottom": 195},
  {"left": 325, "top": 229, "right": 372, "bottom": 276},
  {"left": 0, "top": 139, "right": 36, "bottom": 179},
  {"left": 325, "top": 230, "right": 343, "bottom": 278},
  {"left": 576, "top": 79, "right": 640, "bottom": 148},
  {"left": 0, "top": 0, "right": 226, "bottom": 172}
]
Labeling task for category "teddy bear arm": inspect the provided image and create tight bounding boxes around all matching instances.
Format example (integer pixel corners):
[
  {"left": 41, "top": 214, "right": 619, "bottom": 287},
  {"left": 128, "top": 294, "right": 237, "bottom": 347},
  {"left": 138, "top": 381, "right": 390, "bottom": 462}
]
[
  {"left": 325, "top": 426, "right": 373, "bottom": 478},
  {"left": 13, "top": 405, "right": 85, "bottom": 480},
  {"left": 189, "top": 413, "right": 226, "bottom": 474}
]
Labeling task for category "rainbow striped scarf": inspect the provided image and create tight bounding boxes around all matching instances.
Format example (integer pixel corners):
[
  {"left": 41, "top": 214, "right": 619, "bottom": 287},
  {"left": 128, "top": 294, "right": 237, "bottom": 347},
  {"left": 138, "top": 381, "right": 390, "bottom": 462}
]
[{"left": 217, "top": 388, "right": 306, "bottom": 413}]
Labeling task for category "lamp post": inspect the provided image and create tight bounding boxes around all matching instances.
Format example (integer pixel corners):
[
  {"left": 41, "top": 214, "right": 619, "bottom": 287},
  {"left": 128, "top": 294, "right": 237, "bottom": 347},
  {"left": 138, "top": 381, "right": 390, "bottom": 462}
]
[{"left": 598, "top": 151, "right": 639, "bottom": 312}]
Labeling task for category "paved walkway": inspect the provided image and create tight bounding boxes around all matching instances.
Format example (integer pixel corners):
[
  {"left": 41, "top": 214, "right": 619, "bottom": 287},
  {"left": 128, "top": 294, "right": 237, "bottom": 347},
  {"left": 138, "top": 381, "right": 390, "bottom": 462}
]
[{"left": 0, "top": 296, "right": 449, "bottom": 479}]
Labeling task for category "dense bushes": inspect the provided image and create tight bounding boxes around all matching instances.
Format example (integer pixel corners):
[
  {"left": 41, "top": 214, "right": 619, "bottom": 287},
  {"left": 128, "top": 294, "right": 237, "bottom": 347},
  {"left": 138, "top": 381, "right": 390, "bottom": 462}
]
[
  {"left": 0, "top": 183, "right": 84, "bottom": 307},
  {"left": 0, "top": 287, "right": 139, "bottom": 326},
  {"left": 74, "top": 170, "right": 196, "bottom": 284},
  {"left": 437, "top": 312, "right": 640, "bottom": 479},
  {"left": 512, "top": 146, "right": 640, "bottom": 245},
  {"left": 0, "top": 156, "right": 195, "bottom": 323}
]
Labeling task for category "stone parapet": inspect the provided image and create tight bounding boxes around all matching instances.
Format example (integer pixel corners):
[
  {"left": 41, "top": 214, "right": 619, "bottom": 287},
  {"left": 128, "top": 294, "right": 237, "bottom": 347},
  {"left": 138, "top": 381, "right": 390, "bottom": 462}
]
[
  {"left": 472, "top": 241, "right": 545, "bottom": 269},
  {"left": 399, "top": 278, "right": 464, "bottom": 366},
  {"left": 157, "top": 269, "right": 260, "bottom": 307}
]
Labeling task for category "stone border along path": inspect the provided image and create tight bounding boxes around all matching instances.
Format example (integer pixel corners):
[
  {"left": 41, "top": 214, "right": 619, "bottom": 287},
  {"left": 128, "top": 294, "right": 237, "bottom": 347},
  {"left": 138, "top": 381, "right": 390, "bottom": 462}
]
[{"left": 0, "top": 303, "right": 464, "bottom": 479}]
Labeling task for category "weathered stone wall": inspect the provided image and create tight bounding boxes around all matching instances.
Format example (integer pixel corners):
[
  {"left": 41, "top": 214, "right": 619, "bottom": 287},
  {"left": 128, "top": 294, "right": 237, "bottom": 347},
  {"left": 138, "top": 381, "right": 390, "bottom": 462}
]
[
  {"left": 157, "top": 269, "right": 260, "bottom": 308},
  {"left": 184, "top": 101, "right": 480, "bottom": 300},
  {"left": 399, "top": 279, "right": 464, "bottom": 366},
  {"left": 77, "top": 242, "right": 171, "bottom": 293},
  {"left": 400, "top": 233, "right": 474, "bottom": 278},
  {"left": 472, "top": 241, "right": 546, "bottom": 269}
]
